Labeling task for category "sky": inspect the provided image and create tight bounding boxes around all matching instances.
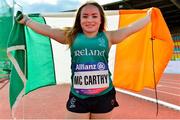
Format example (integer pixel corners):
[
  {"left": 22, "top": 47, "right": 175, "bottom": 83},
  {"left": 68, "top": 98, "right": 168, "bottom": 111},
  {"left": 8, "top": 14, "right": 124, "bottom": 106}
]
[{"left": 6, "top": 0, "right": 121, "bottom": 13}]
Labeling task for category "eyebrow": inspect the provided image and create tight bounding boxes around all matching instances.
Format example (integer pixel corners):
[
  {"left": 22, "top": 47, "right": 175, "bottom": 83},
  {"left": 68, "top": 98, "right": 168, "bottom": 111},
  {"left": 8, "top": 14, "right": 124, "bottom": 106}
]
[{"left": 82, "top": 13, "right": 98, "bottom": 15}]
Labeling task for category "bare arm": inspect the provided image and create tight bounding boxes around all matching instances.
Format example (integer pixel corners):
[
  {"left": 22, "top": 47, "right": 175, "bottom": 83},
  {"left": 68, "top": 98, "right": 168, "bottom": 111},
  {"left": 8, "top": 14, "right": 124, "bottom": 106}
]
[
  {"left": 19, "top": 15, "right": 66, "bottom": 44},
  {"left": 107, "top": 9, "right": 152, "bottom": 45}
]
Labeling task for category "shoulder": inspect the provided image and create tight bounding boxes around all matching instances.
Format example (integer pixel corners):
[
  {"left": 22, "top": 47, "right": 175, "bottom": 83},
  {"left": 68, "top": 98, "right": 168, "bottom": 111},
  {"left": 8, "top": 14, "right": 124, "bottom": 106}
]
[
  {"left": 103, "top": 31, "right": 112, "bottom": 48},
  {"left": 102, "top": 31, "right": 111, "bottom": 40}
]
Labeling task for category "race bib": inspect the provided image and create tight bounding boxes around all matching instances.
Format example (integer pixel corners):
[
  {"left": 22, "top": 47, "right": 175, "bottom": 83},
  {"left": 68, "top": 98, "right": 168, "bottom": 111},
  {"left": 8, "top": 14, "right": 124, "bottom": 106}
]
[{"left": 73, "top": 62, "right": 109, "bottom": 95}]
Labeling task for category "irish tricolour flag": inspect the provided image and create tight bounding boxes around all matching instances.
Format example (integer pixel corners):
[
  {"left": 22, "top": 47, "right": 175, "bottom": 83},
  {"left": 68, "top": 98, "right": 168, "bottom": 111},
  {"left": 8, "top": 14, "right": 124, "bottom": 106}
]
[{"left": 7, "top": 8, "right": 173, "bottom": 114}]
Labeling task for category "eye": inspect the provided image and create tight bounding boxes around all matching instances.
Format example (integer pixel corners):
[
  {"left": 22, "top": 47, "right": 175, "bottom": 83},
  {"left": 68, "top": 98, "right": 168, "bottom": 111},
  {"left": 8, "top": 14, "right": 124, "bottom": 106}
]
[
  {"left": 92, "top": 15, "right": 98, "bottom": 18},
  {"left": 82, "top": 15, "right": 88, "bottom": 18}
]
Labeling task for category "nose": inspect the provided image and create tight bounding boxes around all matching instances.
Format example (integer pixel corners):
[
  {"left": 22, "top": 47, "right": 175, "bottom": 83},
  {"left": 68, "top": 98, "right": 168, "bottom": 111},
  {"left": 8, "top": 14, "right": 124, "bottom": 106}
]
[{"left": 86, "top": 16, "right": 93, "bottom": 22}]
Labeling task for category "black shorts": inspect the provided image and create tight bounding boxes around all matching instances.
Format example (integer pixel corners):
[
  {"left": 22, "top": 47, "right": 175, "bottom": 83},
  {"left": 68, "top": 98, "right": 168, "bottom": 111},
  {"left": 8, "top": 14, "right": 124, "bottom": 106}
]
[{"left": 66, "top": 87, "right": 119, "bottom": 113}]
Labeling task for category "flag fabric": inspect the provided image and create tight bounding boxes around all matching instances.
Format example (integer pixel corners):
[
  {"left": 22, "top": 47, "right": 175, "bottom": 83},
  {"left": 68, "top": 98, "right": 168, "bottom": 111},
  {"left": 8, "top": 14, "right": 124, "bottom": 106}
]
[
  {"left": 7, "top": 8, "right": 173, "bottom": 115},
  {"left": 0, "top": 0, "right": 13, "bottom": 78},
  {"left": 7, "top": 15, "right": 56, "bottom": 114},
  {"left": 113, "top": 8, "right": 174, "bottom": 91}
]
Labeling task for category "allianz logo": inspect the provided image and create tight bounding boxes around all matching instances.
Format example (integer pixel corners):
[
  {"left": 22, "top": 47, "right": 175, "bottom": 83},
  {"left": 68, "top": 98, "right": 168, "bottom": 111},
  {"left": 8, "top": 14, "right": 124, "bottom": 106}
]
[{"left": 75, "top": 62, "right": 106, "bottom": 71}]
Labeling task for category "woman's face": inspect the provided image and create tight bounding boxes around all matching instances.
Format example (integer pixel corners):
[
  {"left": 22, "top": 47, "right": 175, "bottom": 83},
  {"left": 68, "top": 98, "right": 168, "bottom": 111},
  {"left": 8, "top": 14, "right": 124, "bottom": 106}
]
[{"left": 80, "top": 5, "right": 101, "bottom": 36}]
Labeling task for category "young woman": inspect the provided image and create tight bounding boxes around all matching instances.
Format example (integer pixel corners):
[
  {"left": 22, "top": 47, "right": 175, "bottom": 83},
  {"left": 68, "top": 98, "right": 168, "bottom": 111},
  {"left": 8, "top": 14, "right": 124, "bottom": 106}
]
[{"left": 17, "top": 1, "right": 151, "bottom": 119}]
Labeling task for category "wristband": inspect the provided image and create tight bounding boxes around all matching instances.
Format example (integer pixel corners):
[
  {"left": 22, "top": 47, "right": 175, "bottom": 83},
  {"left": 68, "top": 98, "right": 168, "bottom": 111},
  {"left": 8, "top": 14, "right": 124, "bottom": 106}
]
[{"left": 24, "top": 16, "right": 31, "bottom": 25}]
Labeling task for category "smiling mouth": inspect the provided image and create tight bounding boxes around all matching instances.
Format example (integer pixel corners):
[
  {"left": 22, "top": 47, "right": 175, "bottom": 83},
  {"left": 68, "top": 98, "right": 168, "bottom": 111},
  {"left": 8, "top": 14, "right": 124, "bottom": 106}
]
[
  {"left": 86, "top": 26, "right": 93, "bottom": 28},
  {"left": 85, "top": 25, "right": 95, "bottom": 28}
]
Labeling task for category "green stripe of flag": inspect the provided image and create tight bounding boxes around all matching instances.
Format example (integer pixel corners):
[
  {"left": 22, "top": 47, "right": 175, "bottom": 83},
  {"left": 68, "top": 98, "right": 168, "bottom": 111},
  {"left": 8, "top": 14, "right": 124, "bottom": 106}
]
[{"left": 7, "top": 15, "right": 56, "bottom": 111}]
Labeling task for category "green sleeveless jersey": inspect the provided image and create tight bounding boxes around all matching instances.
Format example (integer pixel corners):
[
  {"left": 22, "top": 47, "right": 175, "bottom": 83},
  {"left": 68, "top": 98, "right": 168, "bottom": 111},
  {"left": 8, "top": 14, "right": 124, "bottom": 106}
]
[{"left": 70, "top": 32, "right": 113, "bottom": 99}]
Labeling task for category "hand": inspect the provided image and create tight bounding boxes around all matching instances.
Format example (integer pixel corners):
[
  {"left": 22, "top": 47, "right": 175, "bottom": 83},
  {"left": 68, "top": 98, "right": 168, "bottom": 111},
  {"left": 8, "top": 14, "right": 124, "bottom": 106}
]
[
  {"left": 15, "top": 11, "right": 31, "bottom": 25},
  {"left": 15, "top": 11, "right": 24, "bottom": 23},
  {"left": 147, "top": 8, "right": 152, "bottom": 18}
]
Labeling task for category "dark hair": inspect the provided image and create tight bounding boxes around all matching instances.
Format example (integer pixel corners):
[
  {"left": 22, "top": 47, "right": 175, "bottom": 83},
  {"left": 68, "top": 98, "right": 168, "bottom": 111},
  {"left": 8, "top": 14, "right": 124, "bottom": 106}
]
[{"left": 65, "top": 1, "right": 106, "bottom": 47}]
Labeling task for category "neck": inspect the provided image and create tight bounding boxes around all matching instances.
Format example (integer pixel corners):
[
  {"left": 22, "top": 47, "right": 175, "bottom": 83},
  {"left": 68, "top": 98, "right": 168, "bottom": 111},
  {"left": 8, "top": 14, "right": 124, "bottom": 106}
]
[{"left": 83, "top": 31, "right": 98, "bottom": 38}]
